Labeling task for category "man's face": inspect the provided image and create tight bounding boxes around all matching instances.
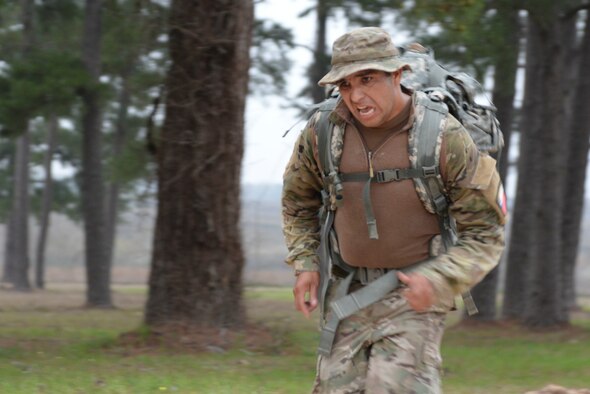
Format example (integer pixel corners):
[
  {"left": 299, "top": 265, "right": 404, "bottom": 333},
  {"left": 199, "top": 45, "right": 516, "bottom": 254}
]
[{"left": 337, "top": 70, "right": 403, "bottom": 128}]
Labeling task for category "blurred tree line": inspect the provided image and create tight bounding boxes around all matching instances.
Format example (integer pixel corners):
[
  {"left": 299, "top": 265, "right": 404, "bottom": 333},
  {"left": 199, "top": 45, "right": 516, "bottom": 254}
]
[{"left": 1, "top": 0, "right": 589, "bottom": 330}]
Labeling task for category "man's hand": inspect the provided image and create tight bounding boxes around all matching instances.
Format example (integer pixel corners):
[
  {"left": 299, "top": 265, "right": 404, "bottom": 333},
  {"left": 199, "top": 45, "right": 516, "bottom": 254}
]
[
  {"left": 293, "top": 271, "right": 320, "bottom": 319},
  {"left": 397, "top": 271, "right": 435, "bottom": 312}
]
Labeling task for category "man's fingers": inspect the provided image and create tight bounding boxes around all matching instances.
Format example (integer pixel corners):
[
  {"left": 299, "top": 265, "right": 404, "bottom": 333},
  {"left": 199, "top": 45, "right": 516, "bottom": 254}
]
[
  {"left": 293, "top": 272, "right": 320, "bottom": 319},
  {"left": 308, "top": 280, "right": 319, "bottom": 308},
  {"left": 293, "top": 285, "right": 307, "bottom": 311},
  {"left": 397, "top": 271, "right": 411, "bottom": 285},
  {"left": 294, "top": 293, "right": 311, "bottom": 318},
  {"left": 398, "top": 273, "right": 435, "bottom": 312}
]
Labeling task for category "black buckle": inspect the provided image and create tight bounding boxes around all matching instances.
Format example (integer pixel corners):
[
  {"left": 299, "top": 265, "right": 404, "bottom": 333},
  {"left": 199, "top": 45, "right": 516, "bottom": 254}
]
[
  {"left": 422, "top": 166, "right": 439, "bottom": 178},
  {"left": 376, "top": 169, "right": 400, "bottom": 183},
  {"left": 433, "top": 194, "right": 448, "bottom": 213},
  {"left": 356, "top": 267, "right": 388, "bottom": 285}
]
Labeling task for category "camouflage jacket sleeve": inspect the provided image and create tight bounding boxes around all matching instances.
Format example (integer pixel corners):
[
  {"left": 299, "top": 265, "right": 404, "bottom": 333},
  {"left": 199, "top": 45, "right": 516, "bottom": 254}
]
[
  {"left": 281, "top": 117, "right": 324, "bottom": 274},
  {"left": 414, "top": 115, "right": 506, "bottom": 300}
]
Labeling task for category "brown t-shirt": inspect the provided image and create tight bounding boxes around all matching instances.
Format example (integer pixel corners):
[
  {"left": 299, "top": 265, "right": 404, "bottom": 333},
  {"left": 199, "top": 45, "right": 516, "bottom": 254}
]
[{"left": 333, "top": 98, "right": 441, "bottom": 269}]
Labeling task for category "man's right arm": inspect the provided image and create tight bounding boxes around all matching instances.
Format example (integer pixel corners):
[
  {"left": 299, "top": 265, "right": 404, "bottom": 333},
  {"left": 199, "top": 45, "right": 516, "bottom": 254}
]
[
  {"left": 282, "top": 123, "right": 324, "bottom": 317},
  {"left": 281, "top": 123, "right": 324, "bottom": 273}
]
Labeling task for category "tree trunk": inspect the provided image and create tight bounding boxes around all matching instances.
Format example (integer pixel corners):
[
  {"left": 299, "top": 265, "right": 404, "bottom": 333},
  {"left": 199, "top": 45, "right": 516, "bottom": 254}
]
[
  {"left": 8, "top": 130, "right": 31, "bottom": 290},
  {"left": 309, "top": 0, "right": 330, "bottom": 103},
  {"left": 81, "top": 0, "right": 111, "bottom": 307},
  {"left": 104, "top": 75, "right": 131, "bottom": 269},
  {"left": 560, "top": 10, "right": 590, "bottom": 311},
  {"left": 519, "top": 9, "right": 570, "bottom": 328},
  {"left": 2, "top": 210, "right": 16, "bottom": 283},
  {"left": 145, "top": 0, "right": 253, "bottom": 327},
  {"left": 35, "top": 114, "right": 58, "bottom": 289},
  {"left": 502, "top": 13, "right": 542, "bottom": 320},
  {"left": 3, "top": 148, "right": 16, "bottom": 282},
  {"left": 494, "top": 3, "right": 520, "bottom": 185},
  {"left": 0, "top": 0, "right": 36, "bottom": 291},
  {"left": 467, "top": 1, "right": 520, "bottom": 321}
]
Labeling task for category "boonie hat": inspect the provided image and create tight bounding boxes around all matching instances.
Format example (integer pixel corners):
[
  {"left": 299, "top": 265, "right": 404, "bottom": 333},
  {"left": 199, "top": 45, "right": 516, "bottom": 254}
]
[{"left": 318, "top": 27, "right": 410, "bottom": 86}]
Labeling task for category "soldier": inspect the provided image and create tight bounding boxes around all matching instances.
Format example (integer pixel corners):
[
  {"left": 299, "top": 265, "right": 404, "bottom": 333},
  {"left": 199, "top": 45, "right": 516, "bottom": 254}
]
[{"left": 282, "top": 27, "right": 506, "bottom": 393}]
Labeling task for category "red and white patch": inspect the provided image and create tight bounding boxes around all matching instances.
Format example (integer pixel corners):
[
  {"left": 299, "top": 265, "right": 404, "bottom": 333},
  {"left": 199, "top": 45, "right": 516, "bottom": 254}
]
[{"left": 497, "top": 183, "right": 507, "bottom": 215}]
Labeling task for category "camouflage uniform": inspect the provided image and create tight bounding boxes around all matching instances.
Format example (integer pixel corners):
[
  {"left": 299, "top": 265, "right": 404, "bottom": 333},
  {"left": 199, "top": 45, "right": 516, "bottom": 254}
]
[
  {"left": 316, "top": 280, "right": 446, "bottom": 393},
  {"left": 282, "top": 27, "right": 506, "bottom": 394}
]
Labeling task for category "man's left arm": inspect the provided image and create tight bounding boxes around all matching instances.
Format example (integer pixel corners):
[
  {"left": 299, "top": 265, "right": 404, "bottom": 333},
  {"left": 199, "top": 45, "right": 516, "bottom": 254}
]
[{"left": 412, "top": 116, "right": 506, "bottom": 304}]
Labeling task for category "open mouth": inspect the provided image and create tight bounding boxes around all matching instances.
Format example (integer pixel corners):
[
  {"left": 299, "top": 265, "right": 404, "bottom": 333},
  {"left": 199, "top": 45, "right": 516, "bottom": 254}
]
[{"left": 357, "top": 106, "right": 375, "bottom": 118}]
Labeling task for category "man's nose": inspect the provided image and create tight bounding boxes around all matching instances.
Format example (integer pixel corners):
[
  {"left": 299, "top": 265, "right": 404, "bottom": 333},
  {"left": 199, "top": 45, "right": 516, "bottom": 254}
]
[{"left": 350, "top": 86, "right": 365, "bottom": 102}]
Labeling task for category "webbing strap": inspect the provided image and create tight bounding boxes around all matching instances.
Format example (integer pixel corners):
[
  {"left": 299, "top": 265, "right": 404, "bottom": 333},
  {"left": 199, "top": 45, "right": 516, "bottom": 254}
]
[
  {"left": 416, "top": 97, "right": 478, "bottom": 316},
  {"left": 318, "top": 262, "right": 424, "bottom": 356},
  {"left": 330, "top": 270, "right": 400, "bottom": 321},
  {"left": 318, "top": 210, "right": 335, "bottom": 319},
  {"left": 318, "top": 272, "right": 354, "bottom": 356},
  {"left": 316, "top": 99, "right": 337, "bottom": 179},
  {"left": 351, "top": 165, "right": 440, "bottom": 241},
  {"left": 362, "top": 178, "right": 378, "bottom": 239},
  {"left": 416, "top": 98, "right": 454, "bottom": 250},
  {"left": 340, "top": 166, "right": 440, "bottom": 183}
]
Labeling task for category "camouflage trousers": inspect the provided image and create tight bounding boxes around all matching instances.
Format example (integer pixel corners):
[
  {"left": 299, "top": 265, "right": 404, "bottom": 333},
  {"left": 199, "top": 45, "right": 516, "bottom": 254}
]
[{"left": 311, "top": 281, "right": 447, "bottom": 394}]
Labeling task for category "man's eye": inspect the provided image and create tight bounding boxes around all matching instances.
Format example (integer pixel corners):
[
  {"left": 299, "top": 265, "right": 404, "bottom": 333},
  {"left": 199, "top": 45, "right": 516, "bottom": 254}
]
[{"left": 339, "top": 83, "right": 351, "bottom": 91}]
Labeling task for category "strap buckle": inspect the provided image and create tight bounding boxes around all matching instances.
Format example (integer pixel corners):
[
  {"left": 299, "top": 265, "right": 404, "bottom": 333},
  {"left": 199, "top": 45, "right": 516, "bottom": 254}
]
[
  {"left": 355, "top": 267, "right": 388, "bottom": 285},
  {"left": 433, "top": 194, "right": 448, "bottom": 213},
  {"left": 422, "top": 166, "right": 440, "bottom": 178},
  {"left": 376, "top": 169, "right": 400, "bottom": 183}
]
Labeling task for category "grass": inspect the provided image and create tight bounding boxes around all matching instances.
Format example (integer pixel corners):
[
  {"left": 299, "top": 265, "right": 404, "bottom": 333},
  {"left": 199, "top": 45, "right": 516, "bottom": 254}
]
[{"left": 0, "top": 286, "right": 589, "bottom": 393}]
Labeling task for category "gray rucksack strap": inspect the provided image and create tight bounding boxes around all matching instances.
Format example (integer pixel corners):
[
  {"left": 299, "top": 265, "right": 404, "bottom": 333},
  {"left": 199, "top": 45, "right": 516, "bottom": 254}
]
[
  {"left": 318, "top": 269, "right": 401, "bottom": 357},
  {"left": 317, "top": 271, "right": 353, "bottom": 356},
  {"left": 414, "top": 96, "right": 478, "bottom": 315},
  {"left": 318, "top": 260, "right": 431, "bottom": 357},
  {"left": 414, "top": 96, "right": 455, "bottom": 250},
  {"left": 318, "top": 209, "right": 334, "bottom": 319},
  {"left": 316, "top": 100, "right": 336, "bottom": 177},
  {"left": 315, "top": 98, "right": 344, "bottom": 209}
]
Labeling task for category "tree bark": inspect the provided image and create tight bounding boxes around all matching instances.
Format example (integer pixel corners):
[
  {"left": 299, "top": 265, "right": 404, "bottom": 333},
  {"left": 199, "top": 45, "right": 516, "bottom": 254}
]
[
  {"left": 8, "top": 130, "right": 31, "bottom": 290},
  {"left": 2, "top": 153, "right": 16, "bottom": 283},
  {"left": 104, "top": 75, "right": 131, "bottom": 270},
  {"left": 81, "top": 0, "right": 111, "bottom": 307},
  {"left": 522, "top": 14, "right": 569, "bottom": 327},
  {"left": 145, "top": 0, "right": 253, "bottom": 327},
  {"left": 0, "top": 0, "right": 36, "bottom": 291},
  {"left": 560, "top": 10, "right": 590, "bottom": 311},
  {"left": 494, "top": 3, "right": 520, "bottom": 185},
  {"left": 35, "top": 114, "right": 58, "bottom": 289},
  {"left": 507, "top": 6, "right": 572, "bottom": 327},
  {"left": 2, "top": 210, "right": 16, "bottom": 283},
  {"left": 309, "top": 0, "right": 330, "bottom": 103},
  {"left": 467, "top": 1, "right": 520, "bottom": 321},
  {"left": 502, "top": 13, "right": 542, "bottom": 320}
]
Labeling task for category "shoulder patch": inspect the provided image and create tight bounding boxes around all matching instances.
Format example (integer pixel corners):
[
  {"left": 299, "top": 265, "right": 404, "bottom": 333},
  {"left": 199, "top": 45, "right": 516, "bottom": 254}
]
[{"left": 463, "top": 153, "right": 496, "bottom": 190}]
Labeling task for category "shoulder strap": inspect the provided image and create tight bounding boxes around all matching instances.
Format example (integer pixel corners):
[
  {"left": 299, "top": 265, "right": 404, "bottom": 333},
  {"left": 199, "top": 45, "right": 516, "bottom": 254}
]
[
  {"left": 315, "top": 97, "right": 344, "bottom": 210},
  {"left": 413, "top": 95, "right": 478, "bottom": 316},
  {"left": 412, "top": 94, "right": 455, "bottom": 250},
  {"left": 315, "top": 98, "right": 338, "bottom": 177}
]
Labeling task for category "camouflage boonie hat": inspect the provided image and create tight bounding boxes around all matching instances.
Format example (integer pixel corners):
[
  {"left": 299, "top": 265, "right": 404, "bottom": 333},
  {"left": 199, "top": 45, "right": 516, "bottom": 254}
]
[{"left": 318, "top": 27, "right": 410, "bottom": 86}]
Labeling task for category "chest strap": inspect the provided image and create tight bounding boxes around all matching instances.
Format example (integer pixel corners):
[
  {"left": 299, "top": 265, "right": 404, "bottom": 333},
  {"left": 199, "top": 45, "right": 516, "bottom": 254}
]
[
  {"left": 339, "top": 165, "right": 440, "bottom": 240},
  {"left": 340, "top": 166, "right": 440, "bottom": 183}
]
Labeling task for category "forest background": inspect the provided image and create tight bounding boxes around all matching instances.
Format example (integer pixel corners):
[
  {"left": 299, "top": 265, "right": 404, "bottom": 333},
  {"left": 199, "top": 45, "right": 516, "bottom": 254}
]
[
  {"left": 2, "top": 0, "right": 590, "bottom": 330},
  {"left": 2, "top": 0, "right": 590, "bottom": 392}
]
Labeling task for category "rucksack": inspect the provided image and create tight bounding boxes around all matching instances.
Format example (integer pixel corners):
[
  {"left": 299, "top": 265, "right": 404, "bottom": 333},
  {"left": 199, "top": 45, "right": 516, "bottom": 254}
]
[{"left": 312, "top": 43, "right": 504, "bottom": 322}]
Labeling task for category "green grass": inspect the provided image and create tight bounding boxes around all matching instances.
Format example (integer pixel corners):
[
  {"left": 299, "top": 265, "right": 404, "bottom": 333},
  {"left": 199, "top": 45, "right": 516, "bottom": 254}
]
[
  {"left": 441, "top": 326, "right": 590, "bottom": 393},
  {"left": 1, "top": 286, "right": 589, "bottom": 393}
]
